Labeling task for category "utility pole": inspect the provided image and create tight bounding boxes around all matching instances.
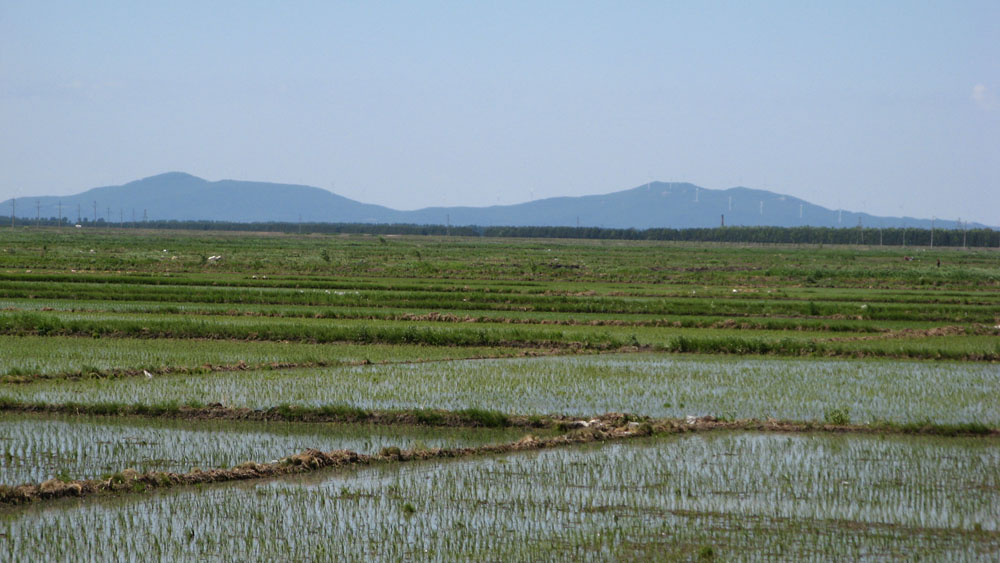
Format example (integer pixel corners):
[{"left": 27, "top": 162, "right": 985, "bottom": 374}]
[
  {"left": 930, "top": 217, "right": 935, "bottom": 247},
  {"left": 143, "top": 209, "right": 148, "bottom": 222},
  {"left": 446, "top": 214, "right": 450, "bottom": 236},
  {"left": 9, "top": 197, "right": 13, "bottom": 229},
  {"left": 857, "top": 217, "right": 863, "bottom": 245},
  {"left": 36, "top": 200, "right": 40, "bottom": 227},
  {"left": 721, "top": 214, "right": 725, "bottom": 228},
  {"left": 58, "top": 201, "right": 62, "bottom": 227},
  {"left": 77, "top": 203, "right": 81, "bottom": 225},
  {"left": 93, "top": 201, "right": 97, "bottom": 223}
]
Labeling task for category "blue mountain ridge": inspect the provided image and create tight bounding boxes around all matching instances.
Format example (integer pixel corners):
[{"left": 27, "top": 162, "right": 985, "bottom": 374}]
[{"left": 1, "top": 172, "right": 984, "bottom": 230}]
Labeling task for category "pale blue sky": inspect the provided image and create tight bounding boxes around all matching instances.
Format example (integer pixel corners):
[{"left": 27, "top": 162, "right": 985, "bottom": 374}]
[{"left": 2, "top": 1, "right": 998, "bottom": 224}]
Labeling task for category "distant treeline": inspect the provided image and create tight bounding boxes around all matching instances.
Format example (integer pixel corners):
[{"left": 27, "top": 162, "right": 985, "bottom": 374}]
[{"left": 8, "top": 216, "right": 1000, "bottom": 248}]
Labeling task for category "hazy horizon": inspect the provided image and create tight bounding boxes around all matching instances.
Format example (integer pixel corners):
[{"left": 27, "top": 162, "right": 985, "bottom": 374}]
[{"left": 2, "top": 2, "right": 998, "bottom": 223}]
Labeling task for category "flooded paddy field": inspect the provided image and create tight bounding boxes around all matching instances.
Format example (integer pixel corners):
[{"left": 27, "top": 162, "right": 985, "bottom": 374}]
[
  {"left": 4, "top": 354, "right": 997, "bottom": 425},
  {"left": 1, "top": 231, "right": 998, "bottom": 559},
  {"left": 2, "top": 432, "right": 996, "bottom": 560},
  {"left": 0, "top": 412, "right": 543, "bottom": 485}
]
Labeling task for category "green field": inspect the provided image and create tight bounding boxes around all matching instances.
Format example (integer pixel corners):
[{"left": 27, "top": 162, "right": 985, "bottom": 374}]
[{"left": 1, "top": 228, "right": 998, "bottom": 559}]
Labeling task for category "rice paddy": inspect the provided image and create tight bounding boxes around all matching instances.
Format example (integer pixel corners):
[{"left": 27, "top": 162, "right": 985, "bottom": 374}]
[
  {"left": 1, "top": 433, "right": 996, "bottom": 560},
  {"left": 3, "top": 355, "right": 998, "bottom": 425},
  {"left": 1, "top": 228, "right": 997, "bottom": 559}
]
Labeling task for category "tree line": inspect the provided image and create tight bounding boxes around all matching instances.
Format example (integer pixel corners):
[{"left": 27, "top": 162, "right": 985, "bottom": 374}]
[{"left": 8, "top": 216, "right": 1000, "bottom": 248}]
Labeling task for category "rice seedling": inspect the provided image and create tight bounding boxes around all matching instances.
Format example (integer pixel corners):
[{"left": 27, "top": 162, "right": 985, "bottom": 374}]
[{"left": 1, "top": 432, "right": 995, "bottom": 560}]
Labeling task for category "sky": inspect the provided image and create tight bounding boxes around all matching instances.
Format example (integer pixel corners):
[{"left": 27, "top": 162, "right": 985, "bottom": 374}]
[{"left": 1, "top": 1, "right": 998, "bottom": 225}]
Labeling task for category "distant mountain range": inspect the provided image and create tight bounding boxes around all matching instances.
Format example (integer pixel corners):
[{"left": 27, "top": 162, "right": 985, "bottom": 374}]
[{"left": 1, "top": 172, "right": 985, "bottom": 230}]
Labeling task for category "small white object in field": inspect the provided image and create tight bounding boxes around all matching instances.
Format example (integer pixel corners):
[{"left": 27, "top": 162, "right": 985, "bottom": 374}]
[{"left": 143, "top": 370, "right": 153, "bottom": 379}]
